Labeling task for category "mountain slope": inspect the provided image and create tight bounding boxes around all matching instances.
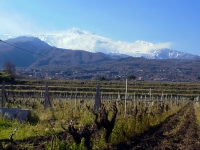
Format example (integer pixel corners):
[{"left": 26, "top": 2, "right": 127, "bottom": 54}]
[
  {"left": 153, "top": 49, "right": 200, "bottom": 60},
  {"left": 0, "top": 37, "right": 109, "bottom": 68},
  {"left": 0, "top": 36, "right": 51, "bottom": 67},
  {"left": 30, "top": 48, "right": 110, "bottom": 67},
  {"left": 1, "top": 28, "right": 199, "bottom": 60},
  {"left": 1, "top": 36, "right": 200, "bottom": 81}
]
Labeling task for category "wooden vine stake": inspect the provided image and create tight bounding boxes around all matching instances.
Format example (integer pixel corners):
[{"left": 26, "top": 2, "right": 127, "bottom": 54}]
[
  {"left": 117, "top": 91, "right": 120, "bottom": 100},
  {"left": 1, "top": 80, "right": 8, "bottom": 108},
  {"left": 149, "top": 88, "right": 152, "bottom": 101},
  {"left": 93, "top": 83, "right": 101, "bottom": 113},
  {"left": 44, "top": 82, "right": 52, "bottom": 110},
  {"left": 124, "top": 79, "right": 127, "bottom": 118},
  {"left": 75, "top": 87, "right": 77, "bottom": 112}
]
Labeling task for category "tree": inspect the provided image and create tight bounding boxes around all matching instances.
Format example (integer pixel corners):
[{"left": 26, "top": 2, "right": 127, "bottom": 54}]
[
  {"left": 127, "top": 75, "right": 136, "bottom": 80},
  {"left": 98, "top": 76, "right": 108, "bottom": 81},
  {"left": 0, "top": 72, "right": 12, "bottom": 82},
  {"left": 4, "top": 61, "right": 16, "bottom": 79}
]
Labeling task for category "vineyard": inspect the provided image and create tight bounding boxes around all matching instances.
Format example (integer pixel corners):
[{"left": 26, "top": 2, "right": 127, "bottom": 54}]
[{"left": 1, "top": 80, "right": 200, "bottom": 149}]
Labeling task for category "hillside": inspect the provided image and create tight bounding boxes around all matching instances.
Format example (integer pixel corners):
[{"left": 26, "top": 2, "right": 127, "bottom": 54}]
[
  {"left": 1, "top": 28, "right": 200, "bottom": 60},
  {"left": 1, "top": 36, "right": 200, "bottom": 81},
  {"left": 0, "top": 37, "right": 109, "bottom": 68}
]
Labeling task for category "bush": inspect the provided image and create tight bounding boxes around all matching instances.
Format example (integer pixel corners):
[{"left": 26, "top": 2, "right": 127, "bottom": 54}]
[
  {"left": 98, "top": 76, "right": 109, "bottom": 81},
  {"left": 127, "top": 75, "right": 136, "bottom": 80},
  {"left": 27, "top": 111, "right": 40, "bottom": 124},
  {"left": 0, "top": 72, "right": 15, "bottom": 83}
]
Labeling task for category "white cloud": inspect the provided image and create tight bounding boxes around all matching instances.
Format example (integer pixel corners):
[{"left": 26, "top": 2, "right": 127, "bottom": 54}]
[
  {"left": 0, "top": 26, "right": 172, "bottom": 56},
  {"left": 31, "top": 29, "right": 172, "bottom": 55},
  {"left": 151, "top": 42, "right": 171, "bottom": 50},
  {"left": 106, "top": 40, "right": 172, "bottom": 54}
]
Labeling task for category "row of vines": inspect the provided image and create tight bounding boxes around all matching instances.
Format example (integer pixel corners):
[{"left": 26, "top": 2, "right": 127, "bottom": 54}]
[{"left": 0, "top": 80, "right": 194, "bottom": 149}]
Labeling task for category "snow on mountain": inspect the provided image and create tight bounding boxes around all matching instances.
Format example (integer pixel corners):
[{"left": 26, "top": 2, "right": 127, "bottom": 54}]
[
  {"left": 153, "top": 49, "right": 200, "bottom": 60},
  {"left": 33, "top": 28, "right": 171, "bottom": 56},
  {"left": 0, "top": 28, "right": 170, "bottom": 54},
  {"left": 0, "top": 28, "right": 199, "bottom": 60}
]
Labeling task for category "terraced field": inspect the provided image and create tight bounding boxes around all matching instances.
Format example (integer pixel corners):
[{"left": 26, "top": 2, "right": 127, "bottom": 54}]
[{"left": 1, "top": 80, "right": 200, "bottom": 149}]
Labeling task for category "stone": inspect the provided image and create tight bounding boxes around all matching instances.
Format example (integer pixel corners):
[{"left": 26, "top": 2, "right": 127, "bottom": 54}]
[{"left": 0, "top": 108, "right": 30, "bottom": 122}]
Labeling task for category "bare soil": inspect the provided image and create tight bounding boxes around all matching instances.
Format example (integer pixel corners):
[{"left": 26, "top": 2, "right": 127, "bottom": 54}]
[{"left": 115, "top": 102, "right": 200, "bottom": 150}]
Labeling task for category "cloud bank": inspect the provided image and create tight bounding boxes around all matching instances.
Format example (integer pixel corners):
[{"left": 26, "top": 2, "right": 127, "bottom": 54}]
[{"left": 32, "top": 29, "right": 171, "bottom": 55}]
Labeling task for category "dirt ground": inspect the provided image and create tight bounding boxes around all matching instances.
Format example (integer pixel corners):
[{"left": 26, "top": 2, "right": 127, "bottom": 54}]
[{"left": 115, "top": 102, "right": 200, "bottom": 150}]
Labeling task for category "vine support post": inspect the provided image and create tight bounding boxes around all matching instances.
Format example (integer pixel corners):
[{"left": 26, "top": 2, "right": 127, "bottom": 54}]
[
  {"left": 149, "top": 88, "right": 151, "bottom": 101},
  {"left": 93, "top": 83, "right": 101, "bottom": 113},
  {"left": 133, "top": 92, "right": 136, "bottom": 107},
  {"left": 124, "top": 79, "right": 127, "bottom": 118},
  {"left": 1, "top": 80, "right": 5, "bottom": 108},
  {"left": 1, "top": 80, "right": 8, "bottom": 108},
  {"left": 75, "top": 87, "right": 77, "bottom": 112},
  {"left": 44, "top": 82, "right": 52, "bottom": 110}
]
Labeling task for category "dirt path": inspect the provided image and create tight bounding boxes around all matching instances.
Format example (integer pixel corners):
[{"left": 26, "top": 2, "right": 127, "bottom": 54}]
[{"left": 127, "top": 102, "right": 200, "bottom": 150}]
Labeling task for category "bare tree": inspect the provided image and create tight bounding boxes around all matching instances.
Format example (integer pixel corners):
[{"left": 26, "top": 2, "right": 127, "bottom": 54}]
[{"left": 4, "top": 61, "right": 16, "bottom": 78}]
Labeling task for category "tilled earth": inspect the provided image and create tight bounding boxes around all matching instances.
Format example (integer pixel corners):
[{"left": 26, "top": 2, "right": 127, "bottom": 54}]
[{"left": 119, "top": 102, "right": 200, "bottom": 150}]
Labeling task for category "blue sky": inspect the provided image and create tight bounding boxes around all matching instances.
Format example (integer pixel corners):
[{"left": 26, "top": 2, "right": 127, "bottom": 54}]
[{"left": 0, "top": 0, "right": 200, "bottom": 55}]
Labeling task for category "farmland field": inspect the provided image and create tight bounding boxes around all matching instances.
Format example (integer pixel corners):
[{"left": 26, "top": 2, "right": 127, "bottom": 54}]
[{"left": 1, "top": 80, "right": 200, "bottom": 149}]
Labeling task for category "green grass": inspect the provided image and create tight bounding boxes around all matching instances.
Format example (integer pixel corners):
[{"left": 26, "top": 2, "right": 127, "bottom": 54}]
[{"left": 194, "top": 102, "right": 200, "bottom": 126}]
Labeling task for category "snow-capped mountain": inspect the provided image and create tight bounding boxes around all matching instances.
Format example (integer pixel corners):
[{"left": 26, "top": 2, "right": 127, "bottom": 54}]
[
  {"left": 0, "top": 28, "right": 199, "bottom": 60},
  {"left": 153, "top": 49, "right": 200, "bottom": 60}
]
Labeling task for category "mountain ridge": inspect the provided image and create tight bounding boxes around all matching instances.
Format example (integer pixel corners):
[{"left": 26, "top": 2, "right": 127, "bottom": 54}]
[
  {"left": 0, "top": 28, "right": 199, "bottom": 60},
  {"left": 0, "top": 36, "right": 110, "bottom": 68},
  {"left": 0, "top": 36, "right": 200, "bottom": 69},
  {"left": 1, "top": 36, "right": 200, "bottom": 81}
]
